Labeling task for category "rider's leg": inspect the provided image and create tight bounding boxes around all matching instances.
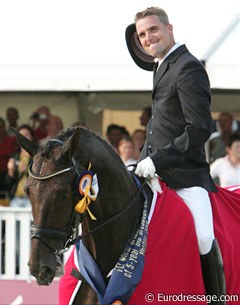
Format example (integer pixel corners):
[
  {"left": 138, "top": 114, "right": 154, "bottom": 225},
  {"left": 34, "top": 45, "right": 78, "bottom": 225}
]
[
  {"left": 200, "top": 239, "right": 226, "bottom": 304},
  {"left": 176, "top": 187, "right": 226, "bottom": 304},
  {"left": 176, "top": 187, "right": 214, "bottom": 254}
]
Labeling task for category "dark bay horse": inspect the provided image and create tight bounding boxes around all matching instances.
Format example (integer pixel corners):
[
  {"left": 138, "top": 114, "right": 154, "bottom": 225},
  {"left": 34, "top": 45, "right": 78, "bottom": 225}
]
[
  {"left": 14, "top": 127, "right": 240, "bottom": 305},
  {"left": 15, "top": 127, "right": 151, "bottom": 304}
]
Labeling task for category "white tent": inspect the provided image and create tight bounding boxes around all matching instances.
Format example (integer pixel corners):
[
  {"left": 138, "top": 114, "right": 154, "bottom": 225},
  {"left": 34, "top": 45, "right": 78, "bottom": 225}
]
[
  {"left": 0, "top": 0, "right": 239, "bottom": 92},
  {"left": 203, "top": 14, "right": 240, "bottom": 90},
  {"left": 0, "top": 0, "right": 240, "bottom": 131}
]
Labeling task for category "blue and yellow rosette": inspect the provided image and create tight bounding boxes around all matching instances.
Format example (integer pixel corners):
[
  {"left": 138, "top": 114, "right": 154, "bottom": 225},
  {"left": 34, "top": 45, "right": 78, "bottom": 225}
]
[{"left": 75, "top": 163, "right": 99, "bottom": 220}]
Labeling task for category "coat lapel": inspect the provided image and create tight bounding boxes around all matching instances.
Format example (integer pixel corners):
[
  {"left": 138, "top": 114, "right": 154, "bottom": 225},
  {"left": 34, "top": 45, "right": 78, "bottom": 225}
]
[
  {"left": 152, "top": 45, "right": 188, "bottom": 97},
  {"left": 152, "top": 60, "right": 169, "bottom": 94}
]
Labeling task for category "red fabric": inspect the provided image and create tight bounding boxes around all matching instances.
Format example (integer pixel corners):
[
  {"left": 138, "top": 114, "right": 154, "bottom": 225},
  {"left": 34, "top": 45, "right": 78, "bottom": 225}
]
[
  {"left": 0, "top": 135, "right": 18, "bottom": 171},
  {"left": 59, "top": 250, "right": 79, "bottom": 305},
  {"left": 59, "top": 182, "right": 240, "bottom": 305},
  {"left": 129, "top": 182, "right": 205, "bottom": 305},
  {"left": 209, "top": 186, "right": 240, "bottom": 300},
  {"left": 129, "top": 182, "right": 240, "bottom": 305},
  {"left": 34, "top": 126, "right": 47, "bottom": 141}
]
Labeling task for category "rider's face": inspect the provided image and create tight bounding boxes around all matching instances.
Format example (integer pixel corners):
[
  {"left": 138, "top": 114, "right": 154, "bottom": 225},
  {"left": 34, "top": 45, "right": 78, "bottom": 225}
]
[{"left": 136, "top": 15, "right": 175, "bottom": 59}]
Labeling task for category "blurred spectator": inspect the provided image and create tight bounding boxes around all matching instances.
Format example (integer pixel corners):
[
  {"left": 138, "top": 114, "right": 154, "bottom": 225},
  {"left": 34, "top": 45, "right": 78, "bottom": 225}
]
[
  {"left": 40, "top": 115, "right": 64, "bottom": 144},
  {"left": 6, "top": 107, "right": 19, "bottom": 136},
  {"left": 208, "top": 111, "right": 236, "bottom": 163},
  {"left": 210, "top": 132, "right": 240, "bottom": 187},
  {"left": 0, "top": 118, "right": 18, "bottom": 194},
  {"left": 139, "top": 107, "right": 151, "bottom": 127},
  {"left": 119, "top": 126, "right": 130, "bottom": 138},
  {"left": 7, "top": 124, "right": 37, "bottom": 207},
  {"left": 132, "top": 129, "right": 146, "bottom": 159},
  {"left": 30, "top": 106, "right": 51, "bottom": 141},
  {"left": 106, "top": 124, "right": 125, "bottom": 150},
  {"left": 71, "top": 121, "right": 86, "bottom": 127},
  {"left": 117, "top": 137, "right": 137, "bottom": 170},
  {"left": 212, "top": 115, "right": 240, "bottom": 133}
]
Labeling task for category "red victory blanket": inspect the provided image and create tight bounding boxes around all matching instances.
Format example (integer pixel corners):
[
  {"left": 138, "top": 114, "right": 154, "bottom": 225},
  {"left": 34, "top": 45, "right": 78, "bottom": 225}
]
[{"left": 59, "top": 182, "right": 240, "bottom": 305}]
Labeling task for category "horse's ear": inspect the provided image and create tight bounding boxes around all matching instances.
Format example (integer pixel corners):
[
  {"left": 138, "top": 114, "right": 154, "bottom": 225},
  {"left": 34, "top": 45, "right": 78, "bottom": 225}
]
[
  {"left": 11, "top": 128, "right": 39, "bottom": 157},
  {"left": 61, "top": 128, "right": 80, "bottom": 160}
]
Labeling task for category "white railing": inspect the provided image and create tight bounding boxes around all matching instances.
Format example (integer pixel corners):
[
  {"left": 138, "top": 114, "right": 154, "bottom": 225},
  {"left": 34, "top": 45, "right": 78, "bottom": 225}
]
[
  {"left": 0, "top": 207, "right": 32, "bottom": 280},
  {"left": 0, "top": 207, "right": 71, "bottom": 281}
]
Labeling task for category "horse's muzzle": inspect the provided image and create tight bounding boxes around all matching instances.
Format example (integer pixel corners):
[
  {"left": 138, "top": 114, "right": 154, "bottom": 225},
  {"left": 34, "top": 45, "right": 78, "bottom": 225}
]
[
  {"left": 28, "top": 245, "right": 58, "bottom": 286},
  {"left": 35, "top": 266, "right": 55, "bottom": 286}
]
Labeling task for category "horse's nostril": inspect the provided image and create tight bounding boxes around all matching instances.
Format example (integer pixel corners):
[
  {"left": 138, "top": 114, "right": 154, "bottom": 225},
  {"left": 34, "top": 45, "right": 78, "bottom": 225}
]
[{"left": 36, "top": 266, "right": 55, "bottom": 286}]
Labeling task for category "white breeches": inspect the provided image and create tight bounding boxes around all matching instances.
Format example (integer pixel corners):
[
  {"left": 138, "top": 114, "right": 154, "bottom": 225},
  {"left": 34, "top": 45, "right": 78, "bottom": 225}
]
[{"left": 176, "top": 187, "right": 215, "bottom": 255}]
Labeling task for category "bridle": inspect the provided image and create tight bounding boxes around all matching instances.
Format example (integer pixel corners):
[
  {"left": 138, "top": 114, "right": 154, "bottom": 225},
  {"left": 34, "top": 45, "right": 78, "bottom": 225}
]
[
  {"left": 29, "top": 157, "right": 81, "bottom": 256},
  {"left": 28, "top": 140, "right": 147, "bottom": 258}
]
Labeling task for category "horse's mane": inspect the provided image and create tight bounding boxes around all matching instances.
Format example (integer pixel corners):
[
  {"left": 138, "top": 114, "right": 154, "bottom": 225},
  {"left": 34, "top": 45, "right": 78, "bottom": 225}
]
[{"left": 40, "top": 127, "right": 124, "bottom": 166}]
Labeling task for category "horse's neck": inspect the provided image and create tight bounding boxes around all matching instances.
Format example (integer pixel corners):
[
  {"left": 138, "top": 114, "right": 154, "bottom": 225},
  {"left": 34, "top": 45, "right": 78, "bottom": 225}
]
[
  {"left": 77, "top": 139, "right": 148, "bottom": 277},
  {"left": 83, "top": 167, "right": 145, "bottom": 278}
]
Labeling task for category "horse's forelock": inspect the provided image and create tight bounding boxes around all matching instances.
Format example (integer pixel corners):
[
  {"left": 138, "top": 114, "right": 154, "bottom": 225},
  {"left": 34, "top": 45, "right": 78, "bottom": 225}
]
[{"left": 41, "top": 142, "right": 59, "bottom": 159}]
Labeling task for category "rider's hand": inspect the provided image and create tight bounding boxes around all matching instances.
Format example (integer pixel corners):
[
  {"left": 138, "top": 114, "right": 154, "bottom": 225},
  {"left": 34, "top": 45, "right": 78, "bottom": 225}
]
[
  {"left": 135, "top": 156, "right": 156, "bottom": 178},
  {"left": 149, "top": 176, "right": 162, "bottom": 193}
]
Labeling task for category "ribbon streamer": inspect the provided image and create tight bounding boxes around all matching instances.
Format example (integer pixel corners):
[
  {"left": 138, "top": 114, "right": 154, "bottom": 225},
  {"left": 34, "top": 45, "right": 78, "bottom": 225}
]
[{"left": 75, "top": 163, "right": 98, "bottom": 220}]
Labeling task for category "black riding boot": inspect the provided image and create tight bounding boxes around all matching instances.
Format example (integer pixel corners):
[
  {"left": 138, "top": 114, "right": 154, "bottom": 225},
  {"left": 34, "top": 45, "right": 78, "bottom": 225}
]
[{"left": 200, "top": 239, "right": 226, "bottom": 304}]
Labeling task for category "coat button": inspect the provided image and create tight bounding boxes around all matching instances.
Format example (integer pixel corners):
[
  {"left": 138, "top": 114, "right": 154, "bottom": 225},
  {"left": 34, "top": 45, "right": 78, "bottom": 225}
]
[
  {"left": 148, "top": 144, "right": 152, "bottom": 149},
  {"left": 149, "top": 130, "right": 153, "bottom": 135}
]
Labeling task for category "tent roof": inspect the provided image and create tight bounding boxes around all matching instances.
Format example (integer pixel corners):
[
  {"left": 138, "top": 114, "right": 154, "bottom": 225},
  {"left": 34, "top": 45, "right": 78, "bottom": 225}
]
[
  {"left": 203, "top": 14, "right": 240, "bottom": 89},
  {"left": 0, "top": 1, "right": 239, "bottom": 91},
  {"left": 0, "top": 64, "right": 152, "bottom": 92}
]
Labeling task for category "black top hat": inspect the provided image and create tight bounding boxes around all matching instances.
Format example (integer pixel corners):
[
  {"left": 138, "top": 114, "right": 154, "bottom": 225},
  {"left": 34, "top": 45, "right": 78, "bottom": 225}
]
[{"left": 125, "top": 23, "right": 155, "bottom": 71}]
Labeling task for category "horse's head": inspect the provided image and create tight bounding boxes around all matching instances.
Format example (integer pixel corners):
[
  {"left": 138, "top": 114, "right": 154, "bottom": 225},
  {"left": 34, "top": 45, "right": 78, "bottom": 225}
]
[
  {"left": 15, "top": 128, "right": 82, "bottom": 285},
  {"left": 15, "top": 126, "right": 147, "bottom": 291}
]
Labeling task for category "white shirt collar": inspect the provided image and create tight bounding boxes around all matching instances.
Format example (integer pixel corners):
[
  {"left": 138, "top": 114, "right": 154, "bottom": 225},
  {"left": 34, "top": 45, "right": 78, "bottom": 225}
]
[{"left": 154, "top": 42, "right": 182, "bottom": 68}]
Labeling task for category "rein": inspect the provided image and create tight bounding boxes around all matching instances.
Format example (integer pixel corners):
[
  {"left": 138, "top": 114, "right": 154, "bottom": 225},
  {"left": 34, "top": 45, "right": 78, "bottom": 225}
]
[{"left": 67, "top": 177, "right": 147, "bottom": 247}]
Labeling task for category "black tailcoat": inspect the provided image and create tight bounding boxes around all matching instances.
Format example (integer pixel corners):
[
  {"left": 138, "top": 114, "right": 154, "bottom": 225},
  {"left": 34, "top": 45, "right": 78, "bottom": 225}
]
[{"left": 139, "top": 45, "right": 217, "bottom": 191}]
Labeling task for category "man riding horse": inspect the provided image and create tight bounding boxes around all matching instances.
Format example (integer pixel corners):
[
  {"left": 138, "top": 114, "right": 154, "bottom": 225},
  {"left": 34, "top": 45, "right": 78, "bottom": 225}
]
[{"left": 125, "top": 7, "right": 225, "bottom": 303}]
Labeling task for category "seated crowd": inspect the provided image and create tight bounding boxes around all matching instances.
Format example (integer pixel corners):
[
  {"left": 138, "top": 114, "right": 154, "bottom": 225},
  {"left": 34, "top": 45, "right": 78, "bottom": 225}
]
[
  {"left": 0, "top": 106, "right": 64, "bottom": 207},
  {"left": 2, "top": 106, "right": 240, "bottom": 209}
]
